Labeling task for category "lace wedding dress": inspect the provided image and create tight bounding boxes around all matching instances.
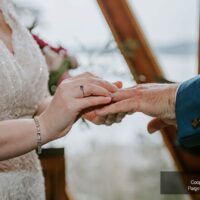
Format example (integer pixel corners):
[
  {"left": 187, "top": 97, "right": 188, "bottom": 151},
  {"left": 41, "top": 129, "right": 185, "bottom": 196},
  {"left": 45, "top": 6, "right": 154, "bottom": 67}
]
[{"left": 0, "top": 0, "right": 49, "bottom": 199}]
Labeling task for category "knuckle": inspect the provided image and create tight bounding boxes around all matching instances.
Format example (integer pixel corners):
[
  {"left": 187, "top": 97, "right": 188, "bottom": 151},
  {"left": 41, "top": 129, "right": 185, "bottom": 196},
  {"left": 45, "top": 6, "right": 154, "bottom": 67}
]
[
  {"left": 131, "top": 97, "right": 140, "bottom": 112},
  {"left": 80, "top": 77, "right": 91, "bottom": 84},
  {"left": 86, "top": 76, "right": 94, "bottom": 82},
  {"left": 82, "top": 76, "right": 94, "bottom": 84},
  {"left": 134, "top": 86, "right": 143, "bottom": 100},
  {"left": 94, "top": 79, "right": 104, "bottom": 87},
  {"left": 85, "top": 84, "right": 93, "bottom": 94},
  {"left": 135, "top": 90, "right": 143, "bottom": 100}
]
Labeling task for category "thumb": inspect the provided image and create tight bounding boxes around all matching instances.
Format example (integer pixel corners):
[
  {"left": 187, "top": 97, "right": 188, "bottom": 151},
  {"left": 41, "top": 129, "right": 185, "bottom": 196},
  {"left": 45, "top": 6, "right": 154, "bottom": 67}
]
[{"left": 147, "top": 118, "right": 168, "bottom": 134}]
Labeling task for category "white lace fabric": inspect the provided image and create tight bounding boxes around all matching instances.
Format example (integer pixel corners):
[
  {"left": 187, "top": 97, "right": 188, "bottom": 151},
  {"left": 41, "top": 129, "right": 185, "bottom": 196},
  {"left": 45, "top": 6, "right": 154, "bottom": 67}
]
[{"left": 0, "top": 0, "right": 49, "bottom": 199}]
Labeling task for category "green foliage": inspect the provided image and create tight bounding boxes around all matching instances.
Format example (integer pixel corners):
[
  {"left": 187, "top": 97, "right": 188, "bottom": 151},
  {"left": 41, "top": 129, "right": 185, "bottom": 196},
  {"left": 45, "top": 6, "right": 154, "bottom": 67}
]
[{"left": 48, "top": 59, "right": 71, "bottom": 95}]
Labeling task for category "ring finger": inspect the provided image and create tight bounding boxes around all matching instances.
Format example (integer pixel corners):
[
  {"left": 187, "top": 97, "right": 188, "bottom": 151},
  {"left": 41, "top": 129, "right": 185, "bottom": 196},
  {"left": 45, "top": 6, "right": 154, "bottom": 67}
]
[{"left": 74, "top": 84, "right": 112, "bottom": 98}]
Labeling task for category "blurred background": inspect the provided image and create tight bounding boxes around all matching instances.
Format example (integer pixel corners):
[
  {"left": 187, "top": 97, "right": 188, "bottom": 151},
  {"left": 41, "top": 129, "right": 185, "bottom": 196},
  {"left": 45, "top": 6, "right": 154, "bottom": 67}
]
[{"left": 13, "top": 0, "right": 199, "bottom": 199}]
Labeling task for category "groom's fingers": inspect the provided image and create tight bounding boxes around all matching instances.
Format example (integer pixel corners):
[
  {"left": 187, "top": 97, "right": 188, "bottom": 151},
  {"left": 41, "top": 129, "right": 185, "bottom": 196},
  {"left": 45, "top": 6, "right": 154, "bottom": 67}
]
[
  {"left": 78, "top": 96, "right": 112, "bottom": 110},
  {"left": 116, "top": 113, "right": 126, "bottom": 122},
  {"left": 96, "top": 99, "right": 136, "bottom": 116},
  {"left": 105, "top": 114, "right": 116, "bottom": 126},
  {"left": 112, "top": 89, "right": 135, "bottom": 102}
]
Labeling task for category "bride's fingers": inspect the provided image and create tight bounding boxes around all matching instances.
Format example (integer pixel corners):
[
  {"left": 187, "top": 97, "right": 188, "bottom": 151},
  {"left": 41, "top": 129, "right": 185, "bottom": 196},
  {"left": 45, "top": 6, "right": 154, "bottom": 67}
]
[
  {"left": 78, "top": 96, "right": 112, "bottom": 110},
  {"left": 72, "top": 78, "right": 119, "bottom": 93},
  {"left": 72, "top": 73, "right": 120, "bottom": 93},
  {"left": 104, "top": 112, "right": 126, "bottom": 125},
  {"left": 147, "top": 118, "right": 168, "bottom": 134},
  {"left": 90, "top": 78, "right": 119, "bottom": 93},
  {"left": 96, "top": 99, "right": 136, "bottom": 116},
  {"left": 75, "top": 84, "right": 112, "bottom": 98}
]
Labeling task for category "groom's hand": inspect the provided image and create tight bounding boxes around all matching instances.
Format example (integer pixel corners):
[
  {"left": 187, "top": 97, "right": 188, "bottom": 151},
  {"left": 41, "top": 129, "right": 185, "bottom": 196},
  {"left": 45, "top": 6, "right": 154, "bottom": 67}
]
[{"left": 96, "top": 83, "right": 179, "bottom": 132}]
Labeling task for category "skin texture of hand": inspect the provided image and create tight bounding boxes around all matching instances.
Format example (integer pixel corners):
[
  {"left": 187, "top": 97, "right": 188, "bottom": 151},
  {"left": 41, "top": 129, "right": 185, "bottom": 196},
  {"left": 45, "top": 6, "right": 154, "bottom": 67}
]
[
  {"left": 96, "top": 83, "right": 179, "bottom": 132},
  {"left": 83, "top": 81, "right": 127, "bottom": 125},
  {"left": 38, "top": 72, "right": 119, "bottom": 143}
]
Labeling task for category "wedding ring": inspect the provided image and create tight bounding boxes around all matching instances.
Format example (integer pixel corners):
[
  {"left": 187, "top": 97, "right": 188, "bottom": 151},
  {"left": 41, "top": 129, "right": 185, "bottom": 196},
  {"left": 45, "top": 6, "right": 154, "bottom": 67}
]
[{"left": 80, "top": 85, "right": 85, "bottom": 97}]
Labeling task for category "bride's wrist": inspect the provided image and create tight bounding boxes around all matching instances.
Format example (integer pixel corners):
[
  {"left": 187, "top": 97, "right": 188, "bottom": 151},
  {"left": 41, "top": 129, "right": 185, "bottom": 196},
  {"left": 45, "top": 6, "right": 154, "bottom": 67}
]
[
  {"left": 35, "top": 96, "right": 53, "bottom": 116},
  {"left": 37, "top": 114, "right": 56, "bottom": 144}
]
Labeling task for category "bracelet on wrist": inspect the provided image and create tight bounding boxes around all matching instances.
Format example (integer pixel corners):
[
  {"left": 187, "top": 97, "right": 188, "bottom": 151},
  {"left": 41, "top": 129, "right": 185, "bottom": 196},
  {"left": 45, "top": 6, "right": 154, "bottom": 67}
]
[{"left": 33, "top": 116, "right": 42, "bottom": 154}]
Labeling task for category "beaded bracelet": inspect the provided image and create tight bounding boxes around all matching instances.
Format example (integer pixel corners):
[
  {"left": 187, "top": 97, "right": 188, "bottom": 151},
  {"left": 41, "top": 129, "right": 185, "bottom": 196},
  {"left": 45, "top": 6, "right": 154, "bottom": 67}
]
[{"left": 33, "top": 116, "right": 42, "bottom": 154}]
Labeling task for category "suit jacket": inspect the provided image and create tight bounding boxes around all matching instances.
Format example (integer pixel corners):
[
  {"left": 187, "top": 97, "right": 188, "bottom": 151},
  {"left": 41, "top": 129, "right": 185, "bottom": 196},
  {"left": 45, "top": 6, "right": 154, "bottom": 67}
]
[{"left": 176, "top": 75, "right": 200, "bottom": 148}]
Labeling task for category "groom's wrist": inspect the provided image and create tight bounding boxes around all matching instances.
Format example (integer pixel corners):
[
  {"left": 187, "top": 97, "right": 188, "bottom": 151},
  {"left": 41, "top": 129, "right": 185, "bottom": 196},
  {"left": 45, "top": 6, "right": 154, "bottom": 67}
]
[{"left": 165, "top": 83, "right": 179, "bottom": 120}]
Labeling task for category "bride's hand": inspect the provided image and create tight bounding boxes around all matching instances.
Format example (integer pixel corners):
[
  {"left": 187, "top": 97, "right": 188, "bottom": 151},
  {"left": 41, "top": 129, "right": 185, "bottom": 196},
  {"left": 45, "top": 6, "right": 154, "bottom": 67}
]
[{"left": 38, "top": 72, "right": 118, "bottom": 143}]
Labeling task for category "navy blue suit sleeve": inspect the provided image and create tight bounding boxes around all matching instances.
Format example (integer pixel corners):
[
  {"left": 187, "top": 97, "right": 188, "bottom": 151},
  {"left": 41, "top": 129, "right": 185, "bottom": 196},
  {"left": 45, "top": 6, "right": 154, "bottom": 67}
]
[{"left": 176, "top": 75, "right": 200, "bottom": 148}]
